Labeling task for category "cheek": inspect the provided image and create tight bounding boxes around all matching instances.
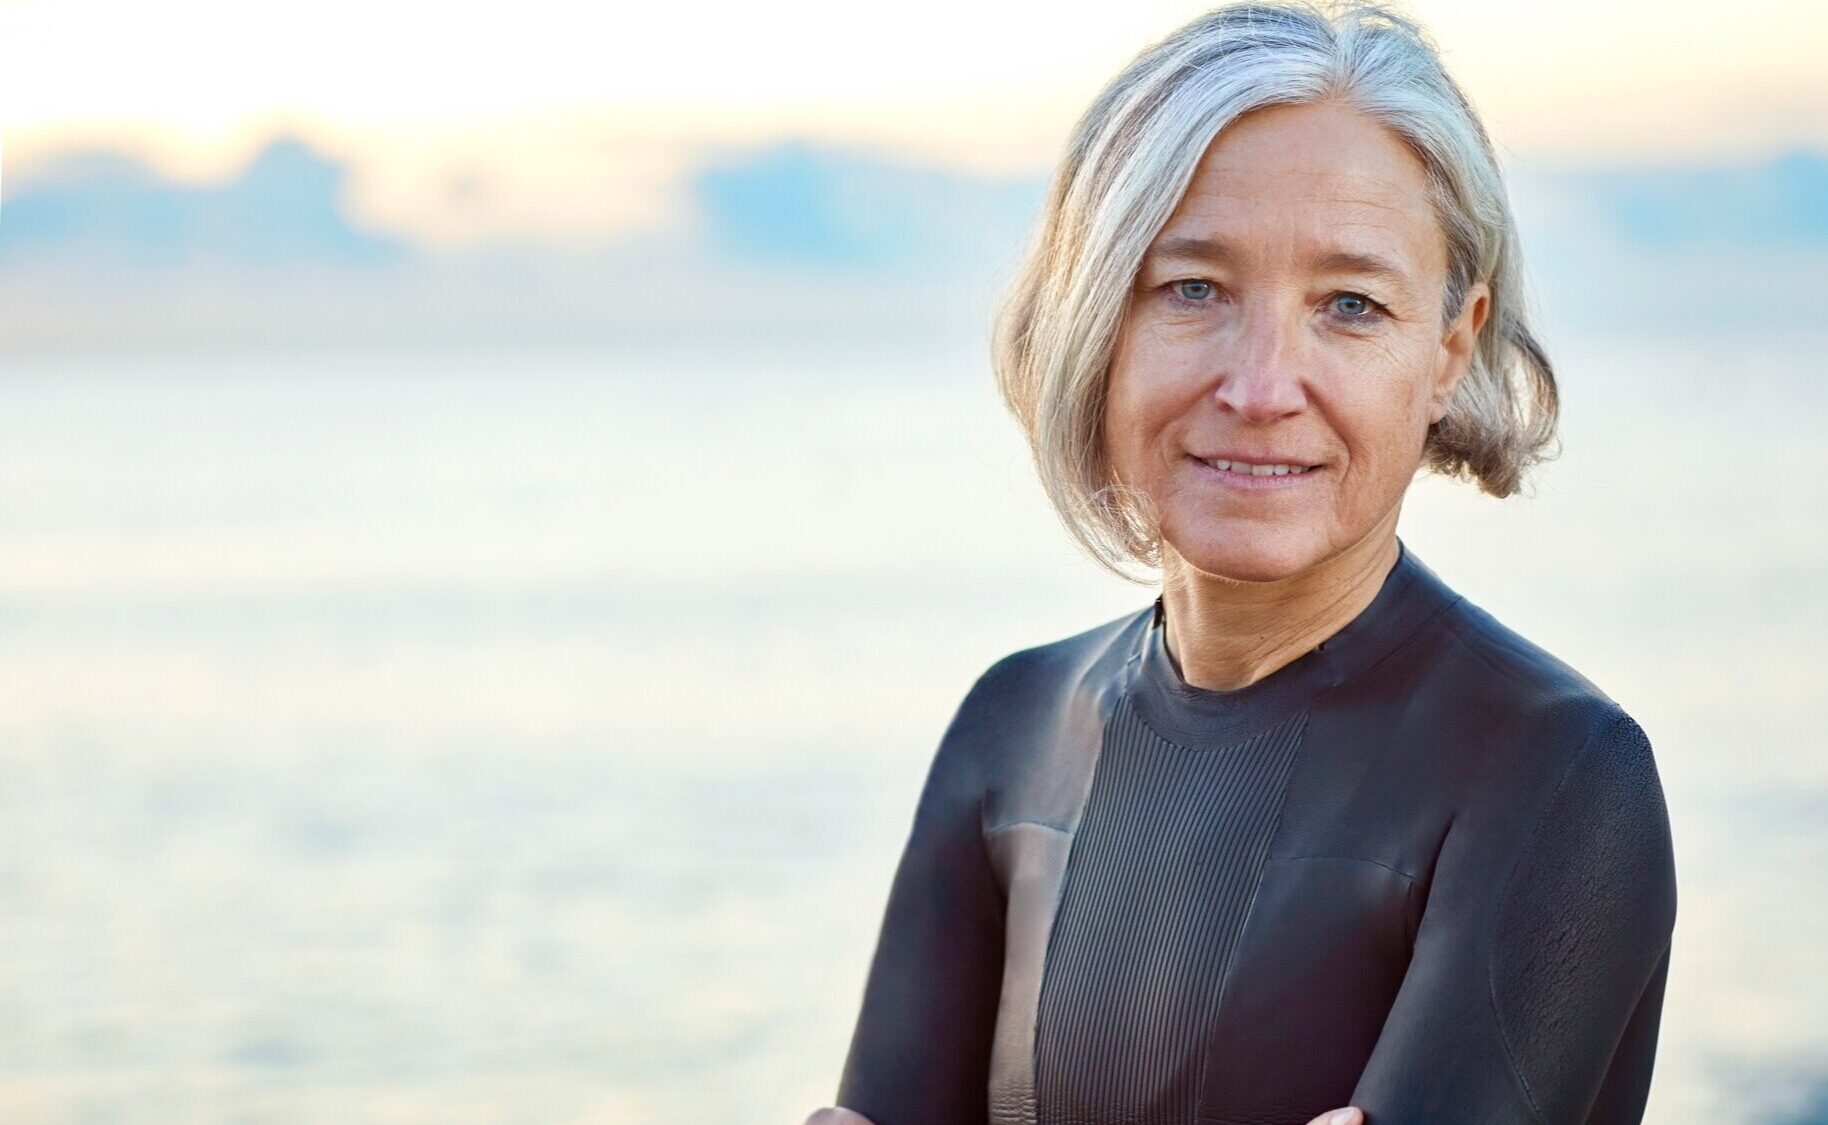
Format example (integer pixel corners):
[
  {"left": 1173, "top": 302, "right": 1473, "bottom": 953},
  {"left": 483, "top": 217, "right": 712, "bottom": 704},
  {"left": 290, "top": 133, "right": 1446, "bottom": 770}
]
[
  {"left": 1330, "top": 359, "right": 1435, "bottom": 470},
  {"left": 1104, "top": 353, "right": 1190, "bottom": 471},
  {"left": 1100, "top": 369, "right": 1146, "bottom": 484}
]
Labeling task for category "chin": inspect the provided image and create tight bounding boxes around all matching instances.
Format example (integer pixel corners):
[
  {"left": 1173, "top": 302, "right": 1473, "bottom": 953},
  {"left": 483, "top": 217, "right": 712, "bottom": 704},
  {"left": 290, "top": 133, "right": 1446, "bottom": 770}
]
[{"left": 1168, "top": 521, "right": 1325, "bottom": 583}]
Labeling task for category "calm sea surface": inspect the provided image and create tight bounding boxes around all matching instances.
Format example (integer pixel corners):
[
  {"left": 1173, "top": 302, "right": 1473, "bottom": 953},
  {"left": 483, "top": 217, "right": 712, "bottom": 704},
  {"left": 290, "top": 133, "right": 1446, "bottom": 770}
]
[{"left": 1, "top": 332, "right": 1823, "bottom": 1123}]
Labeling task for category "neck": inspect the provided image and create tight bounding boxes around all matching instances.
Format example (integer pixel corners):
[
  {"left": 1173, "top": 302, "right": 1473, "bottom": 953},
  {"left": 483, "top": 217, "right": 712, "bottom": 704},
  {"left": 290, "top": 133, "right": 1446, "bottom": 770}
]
[{"left": 1157, "top": 517, "right": 1403, "bottom": 692}]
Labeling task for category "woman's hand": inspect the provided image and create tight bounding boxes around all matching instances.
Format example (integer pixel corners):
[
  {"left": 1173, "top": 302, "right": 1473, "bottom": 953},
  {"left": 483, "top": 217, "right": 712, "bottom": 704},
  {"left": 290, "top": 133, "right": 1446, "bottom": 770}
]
[{"left": 803, "top": 1107, "right": 1360, "bottom": 1125}]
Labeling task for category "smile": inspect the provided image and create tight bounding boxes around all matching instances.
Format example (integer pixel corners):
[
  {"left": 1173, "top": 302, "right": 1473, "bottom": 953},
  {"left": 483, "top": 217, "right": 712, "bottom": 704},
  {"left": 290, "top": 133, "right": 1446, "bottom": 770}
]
[
  {"left": 1190, "top": 455, "right": 1324, "bottom": 489},
  {"left": 1200, "top": 458, "right": 1315, "bottom": 476}
]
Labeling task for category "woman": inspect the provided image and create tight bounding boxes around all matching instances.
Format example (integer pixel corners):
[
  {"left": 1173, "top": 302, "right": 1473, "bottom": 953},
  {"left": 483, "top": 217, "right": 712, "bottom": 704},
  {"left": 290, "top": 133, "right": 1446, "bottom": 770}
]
[{"left": 807, "top": 3, "right": 1677, "bottom": 1123}]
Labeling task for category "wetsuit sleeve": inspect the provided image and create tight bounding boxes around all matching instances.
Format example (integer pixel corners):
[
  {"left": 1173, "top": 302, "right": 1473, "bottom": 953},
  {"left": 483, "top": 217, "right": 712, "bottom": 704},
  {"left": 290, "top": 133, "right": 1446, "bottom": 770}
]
[
  {"left": 1351, "top": 709, "right": 1679, "bottom": 1125},
  {"left": 834, "top": 664, "right": 1008, "bottom": 1125}
]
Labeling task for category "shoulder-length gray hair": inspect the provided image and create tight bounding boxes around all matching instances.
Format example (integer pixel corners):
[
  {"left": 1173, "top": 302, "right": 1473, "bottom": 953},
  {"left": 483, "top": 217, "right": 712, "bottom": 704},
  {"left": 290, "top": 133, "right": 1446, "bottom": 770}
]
[{"left": 991, "top": 0, "right": 1559, "bottom": 585}]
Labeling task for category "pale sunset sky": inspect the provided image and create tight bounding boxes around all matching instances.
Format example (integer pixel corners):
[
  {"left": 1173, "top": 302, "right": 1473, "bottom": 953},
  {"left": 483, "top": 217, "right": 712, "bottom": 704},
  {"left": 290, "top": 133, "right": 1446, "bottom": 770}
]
[{"left": 6, "top": 0, "right": 1826, "bottom": 245}]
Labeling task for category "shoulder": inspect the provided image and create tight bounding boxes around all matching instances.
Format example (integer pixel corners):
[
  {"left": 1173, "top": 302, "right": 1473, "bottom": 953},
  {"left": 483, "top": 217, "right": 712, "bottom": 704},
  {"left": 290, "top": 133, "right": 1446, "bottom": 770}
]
[
  {"left": 1412, "top": 590, "right": 1678, "bottom": 925},
  {"left": 1394, "top": 583, "right": 1674, "bottom": 880},
  {"left": 1411, "top": 590, "right": 1656, "bottom": 779},
  {"left": 1434, "top": 593, "right": 1614, "bottom": 719},
  {"left": 933, "top": 604, "right": 1148, "bottom": 766},
  {"left": 955, "top": 603, "right": 1148, "bottom": 717}
]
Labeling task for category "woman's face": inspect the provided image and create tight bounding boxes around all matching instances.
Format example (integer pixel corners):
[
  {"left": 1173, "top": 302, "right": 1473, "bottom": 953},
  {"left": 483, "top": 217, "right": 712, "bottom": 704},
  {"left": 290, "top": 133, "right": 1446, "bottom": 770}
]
[{"left": 1103, "top": 98, "right": 1490, "bottom": 583}]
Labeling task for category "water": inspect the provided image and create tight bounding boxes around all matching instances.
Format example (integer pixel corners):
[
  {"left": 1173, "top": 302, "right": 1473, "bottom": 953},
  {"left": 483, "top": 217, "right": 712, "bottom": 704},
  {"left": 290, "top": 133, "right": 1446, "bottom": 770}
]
[{"left": 1, "top": 331, "right": 1823, "bottom": 1123}]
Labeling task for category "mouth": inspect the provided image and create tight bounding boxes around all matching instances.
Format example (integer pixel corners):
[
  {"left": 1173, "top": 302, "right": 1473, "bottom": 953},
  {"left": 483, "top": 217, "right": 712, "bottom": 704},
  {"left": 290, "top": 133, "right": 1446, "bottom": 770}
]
[
  {"left": 1188, "top": 454, "right": 1325, "bottom": 489},
  {"left": 1194, "top": 456, "right": 1320, "bottom": 476}
]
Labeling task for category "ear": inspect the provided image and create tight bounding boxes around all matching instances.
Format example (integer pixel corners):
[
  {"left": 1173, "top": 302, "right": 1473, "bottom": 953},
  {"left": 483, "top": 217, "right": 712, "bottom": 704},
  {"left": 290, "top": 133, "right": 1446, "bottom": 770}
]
[{"left": 1429, "top": 280, "right": 1490, "bottom": 425}]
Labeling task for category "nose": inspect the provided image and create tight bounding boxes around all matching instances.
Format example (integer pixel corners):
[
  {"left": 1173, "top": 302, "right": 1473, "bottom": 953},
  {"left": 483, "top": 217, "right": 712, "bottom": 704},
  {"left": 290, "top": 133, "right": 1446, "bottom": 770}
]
[{"left": 1211, "top": 303, "right": 1309, "bottom": 423}]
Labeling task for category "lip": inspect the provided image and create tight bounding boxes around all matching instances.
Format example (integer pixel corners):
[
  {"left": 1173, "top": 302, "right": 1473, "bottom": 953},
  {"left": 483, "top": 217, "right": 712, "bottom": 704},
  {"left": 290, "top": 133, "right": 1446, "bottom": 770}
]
[
  {"left": 1195, "top": 450, "right": 1322, "bottom": 467},
  {"left": 1187, "top": 453, "right": 1325, "bottom": 491}
]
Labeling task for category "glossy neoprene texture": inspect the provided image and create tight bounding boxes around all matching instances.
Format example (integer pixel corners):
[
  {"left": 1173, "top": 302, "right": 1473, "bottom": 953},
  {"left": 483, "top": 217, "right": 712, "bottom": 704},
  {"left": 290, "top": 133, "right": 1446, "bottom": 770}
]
[{"left": 834, "top": 538, "right": 1678, "bottom": 1125}]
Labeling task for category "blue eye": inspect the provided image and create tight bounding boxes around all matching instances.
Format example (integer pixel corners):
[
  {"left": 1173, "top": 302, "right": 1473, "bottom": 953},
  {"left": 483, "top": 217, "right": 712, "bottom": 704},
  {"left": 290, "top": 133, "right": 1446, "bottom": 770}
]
[
  {"left": 1331, "top": 292, "right": 1384, "bottom": 321},
  {"left": 1173, "top": 279, "right": 1215, "bottom": 302}
]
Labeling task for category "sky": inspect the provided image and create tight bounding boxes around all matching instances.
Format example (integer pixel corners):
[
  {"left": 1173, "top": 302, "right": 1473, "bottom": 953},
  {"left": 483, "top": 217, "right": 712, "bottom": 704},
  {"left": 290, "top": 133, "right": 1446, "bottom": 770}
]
[{"left": 7, "top": 0, "right": 1828, "bottom": 245}]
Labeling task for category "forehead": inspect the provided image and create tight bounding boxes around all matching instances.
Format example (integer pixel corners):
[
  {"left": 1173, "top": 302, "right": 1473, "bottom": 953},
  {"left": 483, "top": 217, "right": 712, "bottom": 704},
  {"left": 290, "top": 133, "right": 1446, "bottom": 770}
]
[{"left": 1153, "top": 101, "right": 1446, "bottom": 277}]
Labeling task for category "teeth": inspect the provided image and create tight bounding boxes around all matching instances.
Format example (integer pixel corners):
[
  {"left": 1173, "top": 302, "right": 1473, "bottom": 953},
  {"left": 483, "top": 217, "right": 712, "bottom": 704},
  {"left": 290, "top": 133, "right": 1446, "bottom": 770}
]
[{"left": 1206, "top": 459, "right": 1312, "bottom": 476}]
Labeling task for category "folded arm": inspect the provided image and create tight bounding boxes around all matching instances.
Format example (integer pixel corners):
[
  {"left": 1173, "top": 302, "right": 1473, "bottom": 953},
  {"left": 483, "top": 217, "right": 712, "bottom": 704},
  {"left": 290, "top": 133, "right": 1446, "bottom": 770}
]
[
  {"left": 1350, "top": 709, "right": 1679, "bottom": 1125},
  {"left": 833, "top": 663, "right": 1009, "bottom": 1125}
]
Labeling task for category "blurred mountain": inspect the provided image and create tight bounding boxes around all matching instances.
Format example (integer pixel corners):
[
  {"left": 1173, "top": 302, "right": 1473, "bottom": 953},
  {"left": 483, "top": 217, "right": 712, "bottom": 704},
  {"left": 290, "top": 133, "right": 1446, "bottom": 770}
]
[
  {"left": 0, "top": 134, "right": 1048, "bottom": 354},
  {"left": 1508, "top": 147, "right": 1828, "bottom": 335},
  {"left": 687, "top": 138, "right": 1045, "bottom": 274},
  {"left": 0, "top": 135, "right": 410, "bottom": 276},
  {"left": 1576, "top": 147, "right": 1828, "bottom": 249}
]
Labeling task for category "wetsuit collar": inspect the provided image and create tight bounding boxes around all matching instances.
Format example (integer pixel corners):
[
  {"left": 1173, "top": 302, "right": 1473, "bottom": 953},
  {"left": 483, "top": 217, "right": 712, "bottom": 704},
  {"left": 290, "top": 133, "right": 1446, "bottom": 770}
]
[{"left": 1126, "top": 536, "right": 1462, "bottom": 750}]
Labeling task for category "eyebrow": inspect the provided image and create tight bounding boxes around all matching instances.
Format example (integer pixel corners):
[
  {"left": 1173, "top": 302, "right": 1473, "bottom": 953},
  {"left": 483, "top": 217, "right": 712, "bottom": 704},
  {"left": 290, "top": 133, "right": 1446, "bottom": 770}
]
[{"left": 1144, "top": 235, "right": 1415, "bottom": 290}]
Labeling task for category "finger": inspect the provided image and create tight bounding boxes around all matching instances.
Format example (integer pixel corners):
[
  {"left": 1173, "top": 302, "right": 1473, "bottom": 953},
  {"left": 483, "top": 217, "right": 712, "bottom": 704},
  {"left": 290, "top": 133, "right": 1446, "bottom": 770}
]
[
  {"left": 1306, "top": 1109, "right": 1363, "bottom": 1125},
  {"left": 802, "top": 1109, "right": 877, "bottom": 1125}
]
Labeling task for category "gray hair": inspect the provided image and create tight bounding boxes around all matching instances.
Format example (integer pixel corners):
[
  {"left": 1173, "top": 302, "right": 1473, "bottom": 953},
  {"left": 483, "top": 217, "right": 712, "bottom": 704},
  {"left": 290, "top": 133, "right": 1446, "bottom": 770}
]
[{"left": 990, "top": 0, "right": 1560, "bottom": 585}]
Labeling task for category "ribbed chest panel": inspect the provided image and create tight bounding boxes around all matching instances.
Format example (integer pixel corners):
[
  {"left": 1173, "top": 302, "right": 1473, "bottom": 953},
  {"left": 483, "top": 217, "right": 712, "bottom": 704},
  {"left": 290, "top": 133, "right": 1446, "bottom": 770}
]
[{"left": 1032, "top": 699, "right": 1309, "bottom": 1125}]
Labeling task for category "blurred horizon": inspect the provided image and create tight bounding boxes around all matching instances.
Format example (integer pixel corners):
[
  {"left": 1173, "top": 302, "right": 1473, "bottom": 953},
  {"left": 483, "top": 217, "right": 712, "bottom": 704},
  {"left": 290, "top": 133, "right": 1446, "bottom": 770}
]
[{"left": 4, "top": 127, "right": 1827, "bottom": 354}]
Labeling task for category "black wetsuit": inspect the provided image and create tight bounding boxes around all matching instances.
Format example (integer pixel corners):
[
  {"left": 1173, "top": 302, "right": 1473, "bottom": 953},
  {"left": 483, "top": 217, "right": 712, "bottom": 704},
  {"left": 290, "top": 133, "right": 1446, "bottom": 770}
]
[{"left": 834, "top": 537, "right": 1677, "bottom": 1125}]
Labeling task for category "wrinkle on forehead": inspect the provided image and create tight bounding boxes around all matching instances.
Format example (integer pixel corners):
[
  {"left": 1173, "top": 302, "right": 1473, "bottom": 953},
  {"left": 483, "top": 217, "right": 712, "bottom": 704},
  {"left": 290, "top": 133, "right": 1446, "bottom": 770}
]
[
  {"left": 1160, "top": 101, "right": 1447, "bottom": 276},
  {"left": 1162, "top": 180, "right": 1444, "bottom": 283},
  {"left": 1176, "top": 173, "right": 1434, "bottom": 226}
]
